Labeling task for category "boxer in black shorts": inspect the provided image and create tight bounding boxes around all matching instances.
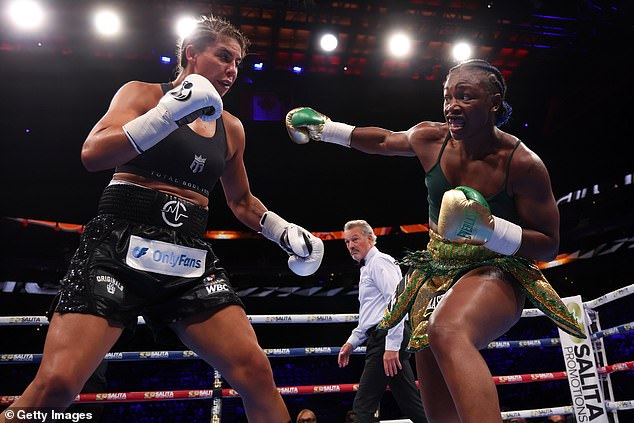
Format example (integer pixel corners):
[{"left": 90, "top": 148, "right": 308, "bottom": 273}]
[
  {"left": 1, "top": 15, "right": 323, "bottom": 423},
  {"left": 52, "top": 184, "right": 245, "bottom": 337}
]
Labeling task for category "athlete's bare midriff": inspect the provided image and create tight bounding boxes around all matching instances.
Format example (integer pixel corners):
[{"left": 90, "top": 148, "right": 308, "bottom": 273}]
[{"left": 112, "top": 172, "right": 209, "bottom": 208}]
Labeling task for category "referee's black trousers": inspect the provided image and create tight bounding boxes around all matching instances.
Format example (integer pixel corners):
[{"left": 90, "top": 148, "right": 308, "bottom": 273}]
[{"left": 352, "top": 325, "right": 428, "bottom": 423}]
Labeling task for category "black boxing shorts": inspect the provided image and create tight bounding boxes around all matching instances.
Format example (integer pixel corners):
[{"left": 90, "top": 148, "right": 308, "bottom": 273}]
[{"left": 50, "top": 182, "right": 245, "bottom": 339}]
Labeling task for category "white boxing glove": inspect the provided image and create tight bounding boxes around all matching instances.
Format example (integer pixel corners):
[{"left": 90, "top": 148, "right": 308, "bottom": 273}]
[
  {"left": 123, "top": 74, "right": 223, "bottom": 154},
  {"left": 260, "top": 211, "right": 324, "bottom": 276}
]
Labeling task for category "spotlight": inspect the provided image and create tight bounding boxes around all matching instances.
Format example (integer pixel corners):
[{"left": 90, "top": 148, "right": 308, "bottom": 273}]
[
  {"left": 8, "top": 0, "right": 45, "bottom": 30},
  {"left": 160, "top": 56, "right": 172, "bottom": 64},
  {"left": 452, "top": 42, "right": 472, "bottom": 62},
  {"left": 175, "top": 16, "right": 198, "bottom": 39},
  {"left": 387, "top": 32, "right": 411, "bottom": 58},
  {"left": 292, "top": 66, "right": 303, "bottom": 74},
  {"left": 94, "top": 9, "right": 121, "bottom": 37},
  {"left": 253, "top": 62, "right": 264, "bottom": 71},
  {"left": 319, "top": 33, "right": 338, "bottom": 52}
]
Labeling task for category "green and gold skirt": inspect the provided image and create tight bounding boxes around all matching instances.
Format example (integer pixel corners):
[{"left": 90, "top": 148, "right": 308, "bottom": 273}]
[{"left": 378, "top": 230, "right": 585, "bottom": 351}]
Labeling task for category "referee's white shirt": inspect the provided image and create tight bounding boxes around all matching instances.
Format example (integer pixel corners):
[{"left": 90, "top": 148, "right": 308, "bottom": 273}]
[{"left": 346, "top": 246, "right": 405, "bottom": 351}]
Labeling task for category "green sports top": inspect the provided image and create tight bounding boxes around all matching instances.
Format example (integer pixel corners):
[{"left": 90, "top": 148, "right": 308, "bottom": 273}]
[{"left": 425, "top": 133, "right": 521, "bottom": 225}]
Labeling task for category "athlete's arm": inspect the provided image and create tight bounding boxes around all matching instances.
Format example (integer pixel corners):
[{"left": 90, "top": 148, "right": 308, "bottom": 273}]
[
  {"left": 81, "top": 81, "right": 158, "bottom": 172},
  {"left": 285, "top": 106, "right": 418, "bottom": 156},
  {"left": 348, "top": 127, "right": 416, "bottom": 156},
  {"left": 82, "top": 75, "right": 222, "bottom": 172},
  {"left": 510, "top": 147, "right": 560, "bottom": 261},
  {"left": 219, "top": 112, "right": 267, "bottom": 231},
  {"left": 222, "top": 112, "right": 324, "bottom": 276}
]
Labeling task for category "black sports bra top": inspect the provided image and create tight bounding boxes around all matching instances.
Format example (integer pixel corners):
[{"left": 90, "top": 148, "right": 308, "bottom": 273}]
[{"left": 116, "top": 82, "right": 227, "bottom": 198}]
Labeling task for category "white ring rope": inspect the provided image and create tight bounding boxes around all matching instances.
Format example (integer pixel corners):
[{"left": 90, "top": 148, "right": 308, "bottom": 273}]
[
  {"left": 2, "top": 321, "right": 632, "bottom": 364},
  {"left": 1, "top": 282, "right": 632, "bottom": 326},
  {"left": 585, "top": 283, "right": 634, "bottom": 309}
]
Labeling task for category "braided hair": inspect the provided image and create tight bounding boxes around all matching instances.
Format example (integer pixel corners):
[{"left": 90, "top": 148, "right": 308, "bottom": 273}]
[{"left": 448, "top": 59, "right": 513, "bottom": 127}]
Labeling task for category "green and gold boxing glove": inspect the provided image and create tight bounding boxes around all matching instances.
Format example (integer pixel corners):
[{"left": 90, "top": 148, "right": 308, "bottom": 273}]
[
  {"left": 285, "top": 107, "right": 354, "bottom": 147},
  {"left": 438, "top": 186, "right": 522, "bottom": 255}
]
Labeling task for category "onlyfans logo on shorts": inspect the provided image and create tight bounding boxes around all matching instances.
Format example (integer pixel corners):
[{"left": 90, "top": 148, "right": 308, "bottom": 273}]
[
  {"left": 152, "top": 251, "right": 202, "bottom": 269},
  {"left": 126, "top": 235, "right": 207, "bottom": 278},
  {"left": 161, "top": 200, "right": 189, "bottom": 227},
  {"left": 132, "top": 247, "right": 149, "bottom": 258}
]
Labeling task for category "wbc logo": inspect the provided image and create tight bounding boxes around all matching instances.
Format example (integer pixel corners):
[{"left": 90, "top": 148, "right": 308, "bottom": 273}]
[{"left": 190, "top": 155, "right": 207, "bottom": 173}]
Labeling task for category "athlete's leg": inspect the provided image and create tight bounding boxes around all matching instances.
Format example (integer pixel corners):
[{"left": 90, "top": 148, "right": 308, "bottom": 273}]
[
  {"left": 426, "top": 267, "right": 525, "bottom": 423},
  {"left": 415, "top": 348, "right": 460, "bottom": 423},
  {"left": 171, "top": 305, "right": 290, "bottom": 423},
  {"left": 0, "top": 313, "right": 122, "bottom": 421}
]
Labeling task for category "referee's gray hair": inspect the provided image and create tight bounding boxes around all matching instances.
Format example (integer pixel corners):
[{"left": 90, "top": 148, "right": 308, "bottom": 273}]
[{"left": 344, "top": 219, "right": 377, "bottom": 243}]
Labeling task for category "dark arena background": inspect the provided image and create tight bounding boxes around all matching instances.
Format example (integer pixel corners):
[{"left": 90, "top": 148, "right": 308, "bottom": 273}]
[{"left": 1, "top": 0, "right": 633, "bottom": 422}]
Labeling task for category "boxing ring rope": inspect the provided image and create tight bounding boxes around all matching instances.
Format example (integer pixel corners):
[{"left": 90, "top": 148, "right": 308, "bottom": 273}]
[
  {"left": 1, "top": 282, "right": 632, "bottom": 327},
  {"left": 1, "top": 284, "right": 632, "bottom": 421},
  {"left": 1, "top": 363, "right": 633, "bottom": 414},
  {"left": 1, "top": 361, "right": 633, "bottom": 397},
  {"left": 1, "top": 320, "right": 633, "bottom": 364}
]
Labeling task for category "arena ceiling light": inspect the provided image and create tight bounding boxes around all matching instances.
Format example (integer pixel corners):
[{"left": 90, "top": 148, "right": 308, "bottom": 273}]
[
  {"left": 7, "top": 0, "right": 45, "bottom": 30},
  {"left": 93, "top": 9, "right": 121, "bottom": 37},
  {"left": 387, "top": 32, "right": 412, "bottom": 58},
  {"left": 319, "top": 33, "right": 338, "bottom": 52},
  {"left": 452, "top": 42, "right": 472, "bottom": 62},
  {"left": 175, "top": 16, "right": 198, "bottom": 39}
]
